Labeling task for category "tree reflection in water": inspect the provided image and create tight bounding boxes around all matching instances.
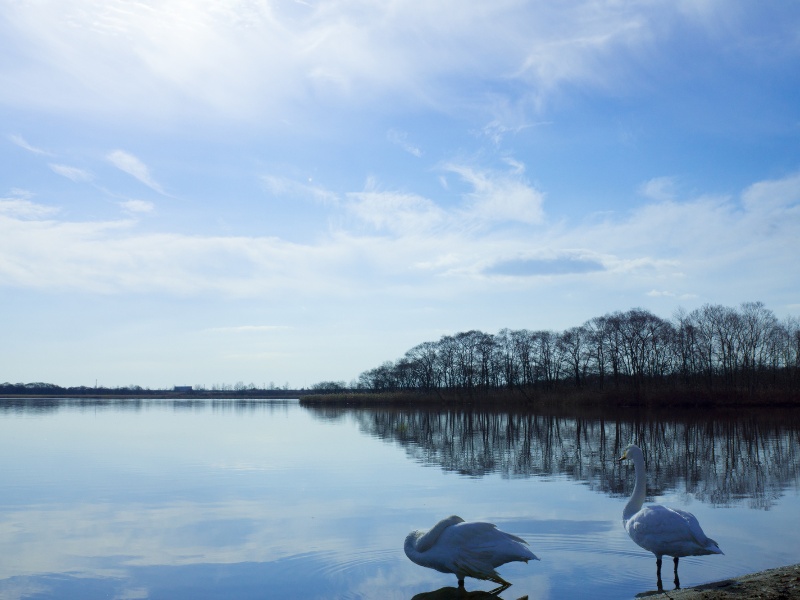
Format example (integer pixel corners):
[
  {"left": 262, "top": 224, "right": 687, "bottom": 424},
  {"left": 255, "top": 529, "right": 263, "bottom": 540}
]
[{"left": 305, "top": 406, "right": 800, "bottom": 510}]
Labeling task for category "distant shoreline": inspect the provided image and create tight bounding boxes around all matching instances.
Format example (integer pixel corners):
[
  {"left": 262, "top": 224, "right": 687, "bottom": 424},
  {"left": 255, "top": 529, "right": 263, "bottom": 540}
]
[
  {"left": 5, "top": 387, "right": 798, "bottom": 410},
  {"left": 0, "top": 392, "right": 309, "bottom": 400}
]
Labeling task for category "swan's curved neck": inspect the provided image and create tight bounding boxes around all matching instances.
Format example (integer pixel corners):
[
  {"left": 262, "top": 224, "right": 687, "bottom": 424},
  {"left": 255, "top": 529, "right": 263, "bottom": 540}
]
[
  {"left": 413, "top": 516, "right": 462, "bottom": 553},
  {"left": 623, "top": 451, "right": 647, "bottom": 521}
]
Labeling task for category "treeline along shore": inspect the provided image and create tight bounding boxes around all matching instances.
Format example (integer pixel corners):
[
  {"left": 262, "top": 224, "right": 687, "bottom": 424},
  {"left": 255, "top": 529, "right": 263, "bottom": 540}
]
[
  {"left": 3, "top": 302, "right": 799, "bottom": 409},
  {"left": 306, "top": 301, "right": 800, "bottom": 408}
]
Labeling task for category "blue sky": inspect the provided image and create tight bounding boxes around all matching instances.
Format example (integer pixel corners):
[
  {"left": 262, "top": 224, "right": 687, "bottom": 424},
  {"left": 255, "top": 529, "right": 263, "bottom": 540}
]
[{"left": 1, "top": 0, "right": 799, "bottom": 389}]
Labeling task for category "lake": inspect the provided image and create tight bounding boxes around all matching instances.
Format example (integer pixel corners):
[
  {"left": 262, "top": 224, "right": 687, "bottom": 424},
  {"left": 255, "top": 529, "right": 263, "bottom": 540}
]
[{"left": 1, "top": 398, "right": 798, "bottom": 599}]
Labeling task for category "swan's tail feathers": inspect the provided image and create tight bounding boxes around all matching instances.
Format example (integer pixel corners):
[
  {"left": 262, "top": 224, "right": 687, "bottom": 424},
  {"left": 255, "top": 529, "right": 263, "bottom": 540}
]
[
  {"left": 526, "top": 553, "right": 541, "bottom": 562},
  {"left": 502, "top": 531, "right": 538, "bottom": 562},
  {"left": 518, "top": 547, "right": 539, "bottom": 562},
  {"left": 706, "top": 538, "right": 724, "bottom": 555}
]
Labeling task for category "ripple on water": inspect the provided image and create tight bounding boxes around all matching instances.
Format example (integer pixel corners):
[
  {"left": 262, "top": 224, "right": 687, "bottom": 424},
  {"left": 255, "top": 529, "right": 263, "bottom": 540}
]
[
  {"left": 290, "top": 547, "right": 400, "bottom": 579},
  {"left": 514, "top": 525, "right": 733, "bottom": 595}
]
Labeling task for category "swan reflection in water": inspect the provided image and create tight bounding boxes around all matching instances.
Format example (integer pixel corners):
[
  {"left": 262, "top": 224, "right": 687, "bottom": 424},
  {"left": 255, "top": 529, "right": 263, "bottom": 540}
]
[
  {"left": 411, "top": 586, "right": 529, "bottom": 599},
  {"left": 405, "top": 515, "right": 538, "bottom": 595},
  {"left": 619, "top": 444, "right": 723, "bottom": 591}
]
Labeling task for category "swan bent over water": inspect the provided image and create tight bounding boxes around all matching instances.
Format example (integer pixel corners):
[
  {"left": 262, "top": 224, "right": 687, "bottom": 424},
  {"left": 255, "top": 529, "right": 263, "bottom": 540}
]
[
  {"left": 404, "top": 515, "right": 538, "bottom": 590},
  {"left": 619, "top": 444, "right": 723, "bottom": 590}
]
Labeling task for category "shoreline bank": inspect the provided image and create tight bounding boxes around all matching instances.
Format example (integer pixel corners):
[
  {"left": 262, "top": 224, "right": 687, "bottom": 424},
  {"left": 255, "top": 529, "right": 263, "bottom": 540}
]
[
  {"left": 299, "top": 388, "right": 800, "bottom": 411},
  {"left": 635, "top": 563, "right": 800, "bottom": 599}
]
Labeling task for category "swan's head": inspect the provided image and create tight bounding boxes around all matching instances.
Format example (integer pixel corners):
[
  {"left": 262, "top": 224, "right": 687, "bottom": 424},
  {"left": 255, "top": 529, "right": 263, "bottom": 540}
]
[
  {"left": 404, "top": 529, "right": 423, "bottom": 553},
  {"left": 618, "top": 443, "right": 643, "bottom": 462},
  {"left": 405, "top": 529, "right": 422, "bottom": 543}
]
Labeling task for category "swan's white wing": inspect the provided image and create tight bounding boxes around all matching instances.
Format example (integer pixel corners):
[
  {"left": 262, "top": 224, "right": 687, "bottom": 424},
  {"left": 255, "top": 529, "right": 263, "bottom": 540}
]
[
  {"left": 670, "top": 507, "right": 723, "bottom": 553},
  {"left": 438, "top": 522, "right": 536, "bottom": 579},
  {"left": 445, "top": 523, "right": 504, "bottom": 579},
  {"left": 627, "top": 505, "right": 721, "bottom": 557}
]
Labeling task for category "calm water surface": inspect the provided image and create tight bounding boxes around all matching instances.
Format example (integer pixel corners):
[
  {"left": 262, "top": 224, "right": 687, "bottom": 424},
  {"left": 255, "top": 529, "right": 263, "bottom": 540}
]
[{"left": 1, "top": 398, "right": 798, "bottom": 599}]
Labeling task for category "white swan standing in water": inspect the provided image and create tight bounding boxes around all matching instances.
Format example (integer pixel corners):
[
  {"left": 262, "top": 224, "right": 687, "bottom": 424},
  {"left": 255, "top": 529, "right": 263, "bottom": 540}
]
[
  {"left": 404, "top": 515, "right": 538, "bottom": 591},
  {"left": 619, "top": 444, "right": 723, "bottom": 590}
]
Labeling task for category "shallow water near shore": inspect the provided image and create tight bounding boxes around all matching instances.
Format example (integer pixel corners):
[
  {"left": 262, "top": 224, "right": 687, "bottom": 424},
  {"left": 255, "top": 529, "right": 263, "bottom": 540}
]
[{"left": 1, "top": 398, "right": 798, "bottom": 599}]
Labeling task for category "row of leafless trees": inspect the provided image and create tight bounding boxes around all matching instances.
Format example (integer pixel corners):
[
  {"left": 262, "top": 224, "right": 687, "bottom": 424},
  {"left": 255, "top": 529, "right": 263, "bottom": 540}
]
[{"left": 356, "top": 302, "right": 800, "bottom": 395}]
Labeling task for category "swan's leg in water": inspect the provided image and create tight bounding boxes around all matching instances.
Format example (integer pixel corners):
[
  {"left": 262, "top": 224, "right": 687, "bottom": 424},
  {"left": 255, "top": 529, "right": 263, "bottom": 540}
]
[
  {"left": 673, "top": 557, "right": 681, "bottom": 589},
  {"left": 656, "top": 557, "right": 664, "bottom": 591}
]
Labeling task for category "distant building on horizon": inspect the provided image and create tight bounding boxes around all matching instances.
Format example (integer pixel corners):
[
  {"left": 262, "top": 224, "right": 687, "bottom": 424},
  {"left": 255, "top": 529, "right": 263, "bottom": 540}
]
[{"left": 173, "top": 385, "right": 192, "bottom": 392}]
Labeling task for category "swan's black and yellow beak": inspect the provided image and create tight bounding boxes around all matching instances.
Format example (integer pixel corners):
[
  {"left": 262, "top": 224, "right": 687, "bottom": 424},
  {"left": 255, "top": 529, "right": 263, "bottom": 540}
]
[{"left": 617, "top": 450, "right": 627, "bottom": 462}]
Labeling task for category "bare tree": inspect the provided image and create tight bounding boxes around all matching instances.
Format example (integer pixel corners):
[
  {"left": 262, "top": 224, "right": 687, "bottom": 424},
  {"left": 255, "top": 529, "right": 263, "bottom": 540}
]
[
  {"left": 558, "top": 325, "right": 590, "bottom": 387},
  {"left": 353, "top": 301, "right": 797, "bottom": 398}
]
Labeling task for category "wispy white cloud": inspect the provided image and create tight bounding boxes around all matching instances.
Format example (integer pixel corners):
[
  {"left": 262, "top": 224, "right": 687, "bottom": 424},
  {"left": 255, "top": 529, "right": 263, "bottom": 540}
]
[
  {"left": 0, "top": 0, "right": 774, "bottom": 125},
  {"left": 647, "top": 289, "right": 698, "bottom": 300},
  {"left": 387, "top": 129, "right": 422, "bottom": 157},
  {"left": 107, "top": 150, "right": 168, "bottom": 195},
  {"left": 262, "top": 174, "right": 339, "bottom": 206},
  {"left": 741, "top": 171, "right": 800, "bottom": 214},
  {"left": 501, "top": 157, "right": 527, "bottom": 176},
  {"left": 647, "top": 289, "right": 676, "bottom": 297},
  {"left": 8, "top": 134, "right": 51, "bottom": 155},
  {"left": 49, "top": 163, "right": 93, "bottom": 182},
  {"left": 443, "top": 163, "right": 546, "bottom": 225},
  {"left": 0, "top": 206, "right": 328, "bottom": 295},
  {"left": 206, "top": 325, "right": 291, "bottom": 333},
  {"left": 344, "top": 165, "right": 546, "bottom": 236},
  {"left": 345, "top": 179, "right": 445, "bottom": 235},
  {"left": 119, "top": 199, "right": 154, "bottom": 214},
  {"left": 481, "top": 95, "right": 552, "bottom": 144},
  {"left": 639, "top": 176, "right": 677, "bottom": 202},
  {"left": 0, "top": 195, "right": 59, "bottom": 219},
  {"left": 0, "top": 170, "right": 797, "bottom": 310}
]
